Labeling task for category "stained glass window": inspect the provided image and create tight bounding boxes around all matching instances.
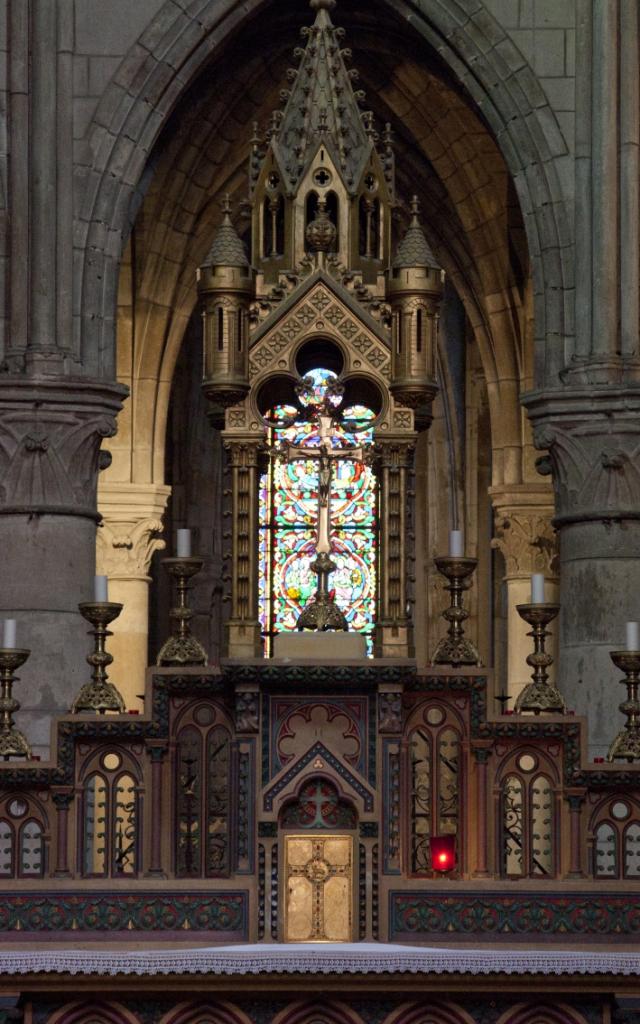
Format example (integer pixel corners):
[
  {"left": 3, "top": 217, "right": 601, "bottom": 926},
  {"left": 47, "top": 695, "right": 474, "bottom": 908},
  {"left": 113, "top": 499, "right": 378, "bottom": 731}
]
[{"left": 259, "top": 367, "right": 376, "bottom": 655}]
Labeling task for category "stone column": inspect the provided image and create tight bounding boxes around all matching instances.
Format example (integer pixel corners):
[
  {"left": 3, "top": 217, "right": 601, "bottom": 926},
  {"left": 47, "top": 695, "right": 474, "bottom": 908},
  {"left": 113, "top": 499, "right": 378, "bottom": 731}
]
[
  {"left": 565, "top": 789, "right": 586, "bottom": 880},
  {"left": 525, "top": 4, "right": 640, "bottom": 758},
  {"left": 374, "top": 435, "right": 416, "bottom": 658},
  {"left": 97, "top": 482, "right": 170, "bottom": 709},
  {"left": 490, "top": 486, "right": 558, "bottom": 704},
  {"left": 223, "top": 435, "right": 263, "bottom": 658},
  {"left": 145, "top": 741, "right": 167, "bottom": 878},
  {"left": 524, "top": 390, "right": 640, "bottom": 757},
  {"left": 471, "top": 744, "right": 491, "bottom": 878},
  {"left": 0, "top": 379, "right": 127, "bottom": 755}
]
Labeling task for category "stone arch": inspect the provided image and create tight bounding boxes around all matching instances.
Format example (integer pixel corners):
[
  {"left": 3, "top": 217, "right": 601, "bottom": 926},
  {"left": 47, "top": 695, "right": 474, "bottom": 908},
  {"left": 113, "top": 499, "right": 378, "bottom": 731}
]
[
  {"left": 88, "top": 0, "right": 569, "bottom": 692},
  {"left": 495, "top": 1005, "right": 589, "bottom": 1024},
  {"left": 47, "top": 1002, "right": 142, "bottom": 1024},
  {"left": 76, "top": 0, "right": 571, "bottom": 391},
  {"left": 272, "top": 1000, "right": 363, "bottom": 1024},
  {"left": 158, "top": 1002, "right": 253, "bottom": 1024},
  {"left": 383, "top": 1001, "right": 477, "bottom": 1024}
]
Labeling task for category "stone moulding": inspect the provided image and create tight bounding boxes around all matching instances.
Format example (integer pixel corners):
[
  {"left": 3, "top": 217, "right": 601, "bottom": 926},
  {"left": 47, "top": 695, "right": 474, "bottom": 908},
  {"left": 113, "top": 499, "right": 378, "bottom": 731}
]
[
  {"left": 389, "top": 891, "right": 640, "bottom": 940},
  {"left": 0, "top": 891, "right": 248, "bottom": 937}
]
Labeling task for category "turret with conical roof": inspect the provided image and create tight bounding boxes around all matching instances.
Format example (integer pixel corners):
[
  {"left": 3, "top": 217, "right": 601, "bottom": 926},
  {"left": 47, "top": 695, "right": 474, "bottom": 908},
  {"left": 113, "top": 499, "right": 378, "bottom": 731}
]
[
  {"left": 388, "top": 197, "right": 443, "bottom": 414},
  {"left": 250, "top": 0, "right": 394, "bottom": 287},
  {"left": 197, "top": 196, "right": 253, "bottom": 410}
]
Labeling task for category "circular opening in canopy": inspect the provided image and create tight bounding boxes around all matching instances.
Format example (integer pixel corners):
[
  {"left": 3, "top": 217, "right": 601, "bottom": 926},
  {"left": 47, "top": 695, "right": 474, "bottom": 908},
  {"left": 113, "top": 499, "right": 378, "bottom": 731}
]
[
  {"left": 295, "top": 337, "right": 344, "bottom": 377},
  {"left": 256, "top": 375, "right": 300, "bottom": 421},
  {"left": 341, "top": 375, "right": 384, "bottom": 419}
]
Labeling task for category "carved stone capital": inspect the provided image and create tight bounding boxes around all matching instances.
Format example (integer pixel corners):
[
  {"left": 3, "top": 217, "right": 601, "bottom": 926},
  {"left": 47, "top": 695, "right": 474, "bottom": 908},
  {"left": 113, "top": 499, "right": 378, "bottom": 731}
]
[
  {"left": 373, "top": 434, "right": 416, "bottom": 471},
  {"left": 97, "top": 482, "right": 171, "bottom": 579},
  {"left": 523, "top": 386, "right": 640, "bottom": 526},
  {"left": 489, "top": 487, "right": 557, "bottom": 578},
  {"left": 0, "top": 378, "right": 128, "bottom": 518}
]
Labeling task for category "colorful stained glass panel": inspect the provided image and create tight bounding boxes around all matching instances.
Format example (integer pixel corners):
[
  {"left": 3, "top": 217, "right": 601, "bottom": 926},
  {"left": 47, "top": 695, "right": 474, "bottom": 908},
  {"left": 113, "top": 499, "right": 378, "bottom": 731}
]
[{"left": 259, "top": 368, "right": 376, "bottom": 655}]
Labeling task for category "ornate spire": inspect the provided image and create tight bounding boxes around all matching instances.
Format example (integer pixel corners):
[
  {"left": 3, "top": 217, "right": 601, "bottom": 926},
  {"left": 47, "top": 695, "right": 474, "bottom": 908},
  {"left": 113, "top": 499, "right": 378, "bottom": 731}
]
[
  {"left": 269, "top": 0, "right": 374, "bottom": 193},
  {"left": 393, "top": 196, "right": 440, "bottom": 269},
  {"left": 202, "top": 195, "right": 248, "bottom": 268}
]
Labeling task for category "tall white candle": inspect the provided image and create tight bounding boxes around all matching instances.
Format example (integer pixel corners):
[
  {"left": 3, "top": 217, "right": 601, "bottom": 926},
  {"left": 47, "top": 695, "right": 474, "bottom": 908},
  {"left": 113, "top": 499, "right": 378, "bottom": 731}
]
[
  {"left": 94, "top": 575, "right": 109, "bottom": 602},
  {"left": 531, "top": 574, "right": 545, "bottom": 604},
  {"left": 449, "top": 530, "right": 463, "bottom": 557},
  {"left": 2, "top": 620, "right": 16, "bottom": 649},
  {"left": 626, "top": 621, "right": 640, "bottom": 651},
  {"left": 177, "top": 529, "right": 192, "bottom": 557}
]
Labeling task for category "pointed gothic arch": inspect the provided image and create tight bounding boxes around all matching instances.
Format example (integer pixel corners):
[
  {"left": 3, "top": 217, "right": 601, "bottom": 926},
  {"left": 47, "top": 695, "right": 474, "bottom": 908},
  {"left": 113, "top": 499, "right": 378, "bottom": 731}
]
[{"left": 76, "top": 0, "right": 570, "bottom": 389}]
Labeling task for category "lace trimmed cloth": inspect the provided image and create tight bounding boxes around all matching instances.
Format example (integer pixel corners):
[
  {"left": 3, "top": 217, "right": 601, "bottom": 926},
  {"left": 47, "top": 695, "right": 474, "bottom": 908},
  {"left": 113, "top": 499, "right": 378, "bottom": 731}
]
[{"left": 0, "top": 944, "right": 639, "bottom": 977}]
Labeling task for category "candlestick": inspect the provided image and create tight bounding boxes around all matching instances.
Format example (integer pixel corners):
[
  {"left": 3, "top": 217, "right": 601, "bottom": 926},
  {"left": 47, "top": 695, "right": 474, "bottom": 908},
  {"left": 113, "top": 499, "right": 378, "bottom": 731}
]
[
  {"left": 514, "top": 603, "right": 565, "bottom": 714},
  {"left": 157, "top": 557, "right": 207, "bottom": 666},
  {"left": 0, "top": 648, "right": 32, "bottom": 759},
  {"left": 2, "top": 620, "right": 16, "bottom": 650},
  {"left": 448, "top": 531, "right": 463, "bottom": 557},
  {"left": 71, "top": 602, "right": 126, "bottom": 714},
  {"left": 626, "top": 621, "right": 640, "bottom": 651},
  {"left": 607, "top": 650, "right": 640, "bottom": 762},
  {"left": 431, "top": 555, "right": 482, "bottom": 666},
  {"left": 531, "top": 574, "right": 545, "bottom": 605},
  {"left": 176, "top": 529, "right": 192, "bottom": 558},
  {"left": 94, "top": 575, "right": 108, "bottom": 602}
]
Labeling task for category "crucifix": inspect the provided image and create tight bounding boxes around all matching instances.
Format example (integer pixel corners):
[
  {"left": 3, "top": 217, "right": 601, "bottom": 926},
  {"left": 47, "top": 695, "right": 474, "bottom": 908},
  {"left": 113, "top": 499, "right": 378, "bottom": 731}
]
[{"left": 279, "top": 376, "right": 366, "bottom": 631}]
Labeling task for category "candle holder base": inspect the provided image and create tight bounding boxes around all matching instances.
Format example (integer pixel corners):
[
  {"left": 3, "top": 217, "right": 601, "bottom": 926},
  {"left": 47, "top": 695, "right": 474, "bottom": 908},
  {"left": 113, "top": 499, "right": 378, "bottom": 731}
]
[
  {"left": 514, "top": 603, "right": 565, "bottom": 715},
  {"left": 514, "top": 680, "right": 566, "bottom": 715},
  {"left": 431, "top": 635, "right": 482, "bottom": 667},
  {"left": 71, "top": 680, "right": 126, "bottom": 715},
  {"left": 607, "top": 651, "right": 640, "bottom": 763},
  {"left": 157, "top": 557, "right": 207, "bottom": 666},
  {"left": 0, "top": 649, "right": 32, "bottom": 760},
  {"left": 296, "top": 552, "right": 348, "bottom": 632},
  {"left": 71, "top": 603, "right": 126, "bottom": 715},
  {"left": 431, "top": 556, "right": 482, "bottom": 667}
]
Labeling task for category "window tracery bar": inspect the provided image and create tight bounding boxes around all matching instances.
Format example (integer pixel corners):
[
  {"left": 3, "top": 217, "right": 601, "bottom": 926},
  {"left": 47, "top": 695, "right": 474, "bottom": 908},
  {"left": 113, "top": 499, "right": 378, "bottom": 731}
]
[
  {"left": 594, "top": 822, "right": 617, "bottom": 877},
  {"left": 502, "top": 774, "right": 524, "bottom": 877},
  {"left": 530, "top": 775, "right": 553, "bottom": 877},
  {"left": 113, "top": 773, "right": 137, "bottom": 876},
  {"left": 83, "top": 773, "right": 107, "bottom": 877},
  {"left": 0, "top": 820, "right": 13, "bottom": 877},
  {"left": 176, "top": 719, "right": 231, "bottom": 878},
  {"left": 19, "top": 820, "right": 43, "bottom": 877},
  {"left": 206, "top": 726, "right": 230, "bottom": 876},
  {"left": 624, "top": 822, "right": 640, "bottom": 877},
  {"left": 410, "top": 729, "right": 431, "bottom": 873},
  {"left": 176, "top": 727, "right": 202, "bottom": 877}
]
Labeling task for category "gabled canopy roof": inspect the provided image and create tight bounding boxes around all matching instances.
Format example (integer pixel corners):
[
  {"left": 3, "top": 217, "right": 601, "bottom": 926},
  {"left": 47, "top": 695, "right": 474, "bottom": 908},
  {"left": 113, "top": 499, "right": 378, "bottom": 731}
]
[{"left": 269, "top": 0, "right": 375, "bottom": 195}]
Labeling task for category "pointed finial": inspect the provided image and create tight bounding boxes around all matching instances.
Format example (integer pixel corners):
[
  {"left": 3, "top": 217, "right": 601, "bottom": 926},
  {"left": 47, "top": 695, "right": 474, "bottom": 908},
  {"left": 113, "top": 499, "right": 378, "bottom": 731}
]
[
  {"left": 383, "top": 122, "right": 393, "bottom": 149},
  {"left": 221, "top": 194, "right": 233, "bottom": 221},
  {"left": 410, "top": 195, "right": 421, "bottom": 225},
  {"left": 310, "top": 0, "right": 336, "bottom": 11}
]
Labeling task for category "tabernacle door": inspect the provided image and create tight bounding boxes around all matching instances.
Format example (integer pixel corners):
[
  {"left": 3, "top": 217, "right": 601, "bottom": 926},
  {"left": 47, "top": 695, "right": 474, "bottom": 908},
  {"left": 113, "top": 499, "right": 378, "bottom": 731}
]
[{"left": 284, "top": 834, "right": 353, "bottom": 942}]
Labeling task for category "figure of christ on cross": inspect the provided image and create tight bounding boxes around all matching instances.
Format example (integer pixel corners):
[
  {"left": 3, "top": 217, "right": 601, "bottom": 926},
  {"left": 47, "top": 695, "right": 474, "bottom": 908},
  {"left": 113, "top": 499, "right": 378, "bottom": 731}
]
[{"left": 281, "top": 381, "right": 365, "bottom": 631}]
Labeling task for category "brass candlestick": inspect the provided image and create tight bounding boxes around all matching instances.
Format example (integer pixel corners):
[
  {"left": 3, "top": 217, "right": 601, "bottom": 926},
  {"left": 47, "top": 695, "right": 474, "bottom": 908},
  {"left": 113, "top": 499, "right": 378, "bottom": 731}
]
[
  {"left": 514, "top": 603, "right": 565, "bottom": 714},
  {"left": 71, "top": 603, "right": 126, "bottom": 714},
  {"left": 431, "top": 556, "right": 482, "bottom": 666},
  {"left": 0, "top": 649, "right": 32, "bottom": 759},
  {"left": 607, "top": 651, "right": 640, "bottom": 762},
  {"left": 157, "top": 557, "right": 207, "bottom": 666}
]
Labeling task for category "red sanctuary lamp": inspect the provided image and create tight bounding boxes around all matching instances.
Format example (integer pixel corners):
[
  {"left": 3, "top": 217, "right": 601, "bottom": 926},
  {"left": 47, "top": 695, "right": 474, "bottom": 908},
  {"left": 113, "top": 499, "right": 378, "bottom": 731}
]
[{"left": 430, "top": 835, "right": 456, "bottom": 873}]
